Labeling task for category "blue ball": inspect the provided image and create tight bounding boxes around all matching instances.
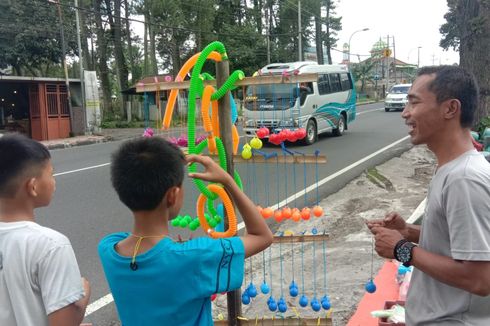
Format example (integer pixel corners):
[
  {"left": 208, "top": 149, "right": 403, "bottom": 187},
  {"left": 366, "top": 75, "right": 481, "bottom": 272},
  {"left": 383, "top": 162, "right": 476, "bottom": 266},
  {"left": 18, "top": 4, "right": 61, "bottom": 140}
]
[
  {"left": 299, "top": 295, "right": 308, "bottom": 307},
  {"left": 321, "top": 299, "right": 331, "bottom": 310},
  {"left": 241, "top": 293, "right": 250, "bottom": 305},
  {"left": 278, "top": 303, "right": 288, "bottom": 312},
  {"left": 289, "top": 280, "right": 297, "bottom": 289},
  {"left": 311, "top": 298, "right": 321, "bottom": 312},
  {"left": 247, "top": 283, "right": 257, "bottom": 298},
  {"left": 267, "top": 295, "right": 274, "bottom": 304},
  {"left": 268, "top": 301, "right": 277, "bottom": 312},
  {"left": 289, "top": 286, "right": 299, "bottom": 297},
  {"left": 261, "top": 282, "right": 270, "bottom": 294},
  {"left": 365, "top": 280, "right": 377, "bottom": 293}
]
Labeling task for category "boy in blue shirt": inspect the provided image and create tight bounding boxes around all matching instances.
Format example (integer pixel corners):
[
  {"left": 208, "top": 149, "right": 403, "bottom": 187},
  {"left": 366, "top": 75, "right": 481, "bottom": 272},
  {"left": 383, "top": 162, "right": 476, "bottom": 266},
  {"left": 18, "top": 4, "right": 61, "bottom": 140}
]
[{"left": 98, "top": 137, "right": 273, "bottom": 325}]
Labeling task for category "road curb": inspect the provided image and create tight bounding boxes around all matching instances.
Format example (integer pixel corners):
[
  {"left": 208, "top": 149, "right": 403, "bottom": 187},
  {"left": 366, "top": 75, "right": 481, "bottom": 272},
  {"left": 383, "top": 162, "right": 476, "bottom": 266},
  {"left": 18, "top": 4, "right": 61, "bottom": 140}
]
[{"left": 42, "top": 136, "right": 113, "bottom": 150}]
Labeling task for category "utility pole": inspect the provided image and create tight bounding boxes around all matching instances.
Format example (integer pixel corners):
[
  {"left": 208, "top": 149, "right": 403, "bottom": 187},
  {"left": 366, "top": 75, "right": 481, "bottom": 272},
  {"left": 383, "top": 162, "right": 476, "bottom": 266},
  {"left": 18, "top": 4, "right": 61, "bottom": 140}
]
[
  {"left": 74, "top": 0, "right": 86, "bottom": 134},
  {"left": 417, "top": 46, "right": 421, "bottom": 68},
  {"left": 393, "top": 36, "right": 397, "bottom": 84},
  {"left": 385, "top": 35, "right": 390, "bottom": 95},
  {"left": 298, "top": 0, "right": 302, "bottom": 61},
  {"left": 266, "top": 6, "right": 270, "bottom": 64},
  {"left": 55, "top": 0, "right": 74, "bottom": 135}
]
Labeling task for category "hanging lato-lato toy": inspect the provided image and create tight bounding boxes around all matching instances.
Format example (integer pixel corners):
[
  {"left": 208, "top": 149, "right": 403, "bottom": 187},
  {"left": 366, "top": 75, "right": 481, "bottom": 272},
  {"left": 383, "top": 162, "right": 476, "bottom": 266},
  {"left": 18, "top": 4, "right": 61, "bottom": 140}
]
[{"left": 161, "top": 41, "right": 243, "bottom": 238}]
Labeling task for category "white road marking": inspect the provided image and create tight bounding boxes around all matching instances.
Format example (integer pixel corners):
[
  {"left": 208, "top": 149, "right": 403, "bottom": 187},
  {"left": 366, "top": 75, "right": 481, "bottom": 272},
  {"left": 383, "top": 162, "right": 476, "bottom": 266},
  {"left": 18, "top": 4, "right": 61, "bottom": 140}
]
[
  {"left": 53, "top": 163, "right": 110, "bottom": 177},
  {"left": 85, "top": 293, "right": 113, "bottom": 317},
  {"left": 357, "top": 107, "right": 384, "bottom": 115},
  {"left": 84, "top": 135, "right": 410, "bottom": 317}
]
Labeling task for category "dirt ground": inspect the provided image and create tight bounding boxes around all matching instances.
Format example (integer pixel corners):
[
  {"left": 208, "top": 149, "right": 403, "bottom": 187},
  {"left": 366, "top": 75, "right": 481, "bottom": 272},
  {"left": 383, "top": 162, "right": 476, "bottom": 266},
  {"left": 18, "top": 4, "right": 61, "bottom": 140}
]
[{"left": 213, "top": 145, "right": 437, "bottom": 325}]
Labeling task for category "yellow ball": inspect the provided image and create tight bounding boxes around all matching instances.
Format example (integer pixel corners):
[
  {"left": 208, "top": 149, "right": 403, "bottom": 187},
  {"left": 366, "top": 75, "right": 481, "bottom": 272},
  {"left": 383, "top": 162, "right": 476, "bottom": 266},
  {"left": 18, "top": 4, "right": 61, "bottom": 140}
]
[
  {"left": 241, "top": 149, "right": 252, "bottom": 160},
  {"left": 250, "top": 137, "right": 263, "bottom": 149}
]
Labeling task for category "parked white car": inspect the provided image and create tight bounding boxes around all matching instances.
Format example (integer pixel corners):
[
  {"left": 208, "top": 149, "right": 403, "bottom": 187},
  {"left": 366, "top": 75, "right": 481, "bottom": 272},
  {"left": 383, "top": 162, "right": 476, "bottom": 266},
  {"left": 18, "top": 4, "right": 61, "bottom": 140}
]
[{"left": 384, "top": 83, "right": 411, "bottom": 112}]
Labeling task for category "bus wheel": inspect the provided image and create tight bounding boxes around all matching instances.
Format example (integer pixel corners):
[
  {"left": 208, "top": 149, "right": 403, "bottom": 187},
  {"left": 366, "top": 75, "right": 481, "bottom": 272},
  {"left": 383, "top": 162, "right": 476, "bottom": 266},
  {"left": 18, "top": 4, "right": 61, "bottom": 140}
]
[
  {"left": 333, "top": 115, "right": 345, "bottom": 137},
  {"left": 303, "top": 119, "right": 317, "bottom": 145}
]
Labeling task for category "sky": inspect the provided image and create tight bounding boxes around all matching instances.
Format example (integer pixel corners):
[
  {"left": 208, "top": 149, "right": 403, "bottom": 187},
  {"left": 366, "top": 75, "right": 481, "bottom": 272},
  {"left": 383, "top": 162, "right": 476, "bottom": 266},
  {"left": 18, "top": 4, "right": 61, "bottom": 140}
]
[{"left": 331, "top": 0, "right": 459, "bottom": 66}]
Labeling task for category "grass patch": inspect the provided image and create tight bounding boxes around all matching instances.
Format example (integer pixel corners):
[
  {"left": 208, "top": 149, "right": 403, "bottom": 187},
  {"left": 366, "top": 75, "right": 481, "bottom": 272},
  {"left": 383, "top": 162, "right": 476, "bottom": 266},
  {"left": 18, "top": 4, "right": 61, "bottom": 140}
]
[{"left": 366, "top": 167, "right": 394, "bottom": 191}]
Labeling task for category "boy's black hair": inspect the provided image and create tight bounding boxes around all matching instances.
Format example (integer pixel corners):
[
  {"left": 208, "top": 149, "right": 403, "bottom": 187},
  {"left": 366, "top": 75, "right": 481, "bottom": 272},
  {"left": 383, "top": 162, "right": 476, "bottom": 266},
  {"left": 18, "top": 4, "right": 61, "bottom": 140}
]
[
  {"left": 0, "top": 133, "right": 51, "bottom": 198},
  {"left": 417, "top": 65, "right": 479, "bottom": 128},
  {"left": 111, "top": 137, "right": 185, "bottom": 211}
]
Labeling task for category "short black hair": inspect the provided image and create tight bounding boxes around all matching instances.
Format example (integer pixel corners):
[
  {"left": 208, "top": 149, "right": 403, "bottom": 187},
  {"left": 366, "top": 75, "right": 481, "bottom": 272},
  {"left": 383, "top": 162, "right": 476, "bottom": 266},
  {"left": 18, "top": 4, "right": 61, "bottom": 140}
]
[
  {"left": 417, "top": 65, "right": 479, "bottom": 128},
  {"left": 0, "top": 133, "right": 51, "bottom": 198},
  {"left": 111, "top": 137, "right": 185, "bottom": 211}
]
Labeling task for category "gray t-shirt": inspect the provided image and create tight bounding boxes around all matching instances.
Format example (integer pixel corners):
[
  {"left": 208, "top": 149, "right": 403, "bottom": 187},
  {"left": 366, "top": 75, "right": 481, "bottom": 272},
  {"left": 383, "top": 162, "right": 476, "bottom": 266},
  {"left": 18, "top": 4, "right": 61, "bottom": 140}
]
[
  {"left": 0, "top": 221, "right": 84, "bottom": 326},
  {"left": 407, "top": 150, "right": 490, "bottom": 325}
]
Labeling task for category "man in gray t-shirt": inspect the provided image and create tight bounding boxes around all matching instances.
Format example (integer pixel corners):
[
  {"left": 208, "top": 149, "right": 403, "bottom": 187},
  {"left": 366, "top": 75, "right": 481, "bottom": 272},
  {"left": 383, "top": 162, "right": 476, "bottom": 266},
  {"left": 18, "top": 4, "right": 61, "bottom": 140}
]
[{"left": 367, "top": 66, "right": 490, "bottom": 325}]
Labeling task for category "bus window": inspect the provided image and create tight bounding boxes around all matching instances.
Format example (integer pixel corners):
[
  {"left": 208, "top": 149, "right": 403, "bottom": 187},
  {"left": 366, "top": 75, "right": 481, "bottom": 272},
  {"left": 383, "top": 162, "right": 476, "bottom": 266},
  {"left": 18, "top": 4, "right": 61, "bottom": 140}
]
[
  {"left": 318, "top": 74, "right": 331, "bottom": 95},
  {"left": 340, "top": 73, "right": 352, "bottom": 91},
  {"left": 329, "top": 73, "right": 342, "bottom": 92}
]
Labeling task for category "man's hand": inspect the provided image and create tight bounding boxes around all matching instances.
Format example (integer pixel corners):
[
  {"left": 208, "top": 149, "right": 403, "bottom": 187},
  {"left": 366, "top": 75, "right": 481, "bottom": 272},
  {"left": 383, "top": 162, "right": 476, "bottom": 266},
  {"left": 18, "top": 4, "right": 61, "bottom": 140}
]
[
  {"left": 371, "top": 226, "right": 405, "bottom": 259},
  {"left": 186, "top": 154, "right": 233, "bottom": 186},
  {"left": 367, "top": 211, "right": 407, "bottom": 233}
]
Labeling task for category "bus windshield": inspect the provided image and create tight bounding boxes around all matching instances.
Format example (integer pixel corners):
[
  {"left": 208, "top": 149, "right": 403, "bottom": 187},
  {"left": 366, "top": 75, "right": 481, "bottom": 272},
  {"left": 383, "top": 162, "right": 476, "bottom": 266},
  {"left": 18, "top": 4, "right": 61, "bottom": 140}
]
[
  {"left": 246, "top": 84, "right": 297, "bottom": 99},
  {"left": 390, "top": 86, "right": 410, "bottom": 94}
]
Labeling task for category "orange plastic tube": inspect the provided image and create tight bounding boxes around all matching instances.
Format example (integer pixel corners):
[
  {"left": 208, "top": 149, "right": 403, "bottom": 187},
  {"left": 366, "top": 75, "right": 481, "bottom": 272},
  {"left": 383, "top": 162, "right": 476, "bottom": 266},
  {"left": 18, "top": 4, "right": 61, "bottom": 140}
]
[
  {"left": 232, "top": 125, "right": 239, "bottom": 155},
  {"left": 200, "top": 85, "right": 216, "bottom": 153},
  {"left": 211, "top": 100, "right": 220, "bottom": 137},
  {"left": 197, "top": 184, "right": 237, "bottom": 238},
  {"left": 162, "top": 51, "right": 223, "bottom": 129}
]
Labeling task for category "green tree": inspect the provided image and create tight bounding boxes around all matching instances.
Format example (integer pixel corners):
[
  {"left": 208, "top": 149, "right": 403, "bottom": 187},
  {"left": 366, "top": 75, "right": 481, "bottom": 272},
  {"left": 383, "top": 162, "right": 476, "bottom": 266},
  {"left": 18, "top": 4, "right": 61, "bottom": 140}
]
[
  {"left": 322, "top": 0, "right": 342, "bottom": 64},
  {"left": 351, "top": 59, "right": 375, "bottom": 93},
  {"left": 440, "top": 0, "right": 489, "bottom": 128},
  {"left": 0, "top": 0, "right": 78, "bottom": 76}
]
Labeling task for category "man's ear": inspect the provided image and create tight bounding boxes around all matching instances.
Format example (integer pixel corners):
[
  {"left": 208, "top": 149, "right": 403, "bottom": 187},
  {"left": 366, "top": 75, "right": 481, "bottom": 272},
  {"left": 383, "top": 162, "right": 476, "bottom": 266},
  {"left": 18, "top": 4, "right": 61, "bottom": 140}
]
[
  {"left": 26, "top": 177, "right": 38, "bottom": 198},
  {"left": 165, "top": 186, "right": 180, "bottom": 207},
  {"left": 444, "top": 99, "right": 461, "bottom": 120}
]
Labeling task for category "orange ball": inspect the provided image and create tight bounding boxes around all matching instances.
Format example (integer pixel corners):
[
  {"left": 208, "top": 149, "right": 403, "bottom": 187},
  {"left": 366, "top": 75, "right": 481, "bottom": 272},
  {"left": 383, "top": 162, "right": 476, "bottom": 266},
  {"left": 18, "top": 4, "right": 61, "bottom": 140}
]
[
  {"left": 261, "top": 207, "right": 274, "bottom": 219},
  {"left": 301, "top": 208, "right": 311, "bottom": 220},
  {"left": 291, "top": 211, "right": 301, "bottom": 222},
  {"left": 282, "top": 207, "right": 292, "bottom": 219},
  {"left": 291, "top": 207, "right": 300, "bottom": 214},
  {"left": 274, "top": 210, "right": 283, "bottom": 222},
  {"left": 312, "top": 205, "right": 324, "bottom": 217}
]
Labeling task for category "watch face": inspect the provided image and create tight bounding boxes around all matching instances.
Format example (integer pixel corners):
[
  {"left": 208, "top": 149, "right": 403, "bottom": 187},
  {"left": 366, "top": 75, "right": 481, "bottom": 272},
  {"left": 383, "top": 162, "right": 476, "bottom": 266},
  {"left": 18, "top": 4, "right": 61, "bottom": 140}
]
[{"left": 396, "top": 243, "right": 412, "bottom": 264}]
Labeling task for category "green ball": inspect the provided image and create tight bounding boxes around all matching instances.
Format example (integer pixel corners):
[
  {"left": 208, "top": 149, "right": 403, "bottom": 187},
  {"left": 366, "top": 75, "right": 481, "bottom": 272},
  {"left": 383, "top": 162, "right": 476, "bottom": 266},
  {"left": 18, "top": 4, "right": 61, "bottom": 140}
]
[
  {"left": 171, "top": 216, "right": 181, "bottom": 227},
  {"left": 192, "top": 218, "right": 201, "bottom": 226},
  {"left": 189, "top": 221, "right": 199, "bottom": 231},
  {"left": 184, "top": 215, "right": 192, "bottom": 223},
  {"left": 179, "top": 219, "right": 188, "bottom": 228},
  {"left": 209, "top": 219, "right": 218, "bottom": 228}
]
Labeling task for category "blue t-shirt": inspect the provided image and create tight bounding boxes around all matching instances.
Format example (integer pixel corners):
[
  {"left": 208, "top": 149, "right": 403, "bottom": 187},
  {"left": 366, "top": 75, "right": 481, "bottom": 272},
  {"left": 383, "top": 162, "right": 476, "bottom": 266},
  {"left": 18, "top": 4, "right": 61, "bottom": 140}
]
[{"left": 98, "top": 233, "right": 245, "bottom": 326}]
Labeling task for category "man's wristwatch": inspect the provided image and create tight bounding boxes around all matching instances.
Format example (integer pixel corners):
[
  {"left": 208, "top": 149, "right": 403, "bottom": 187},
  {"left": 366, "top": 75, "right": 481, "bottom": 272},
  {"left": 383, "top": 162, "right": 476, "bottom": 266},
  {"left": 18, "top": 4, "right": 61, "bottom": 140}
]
[{"left": 394, "top": 239, "right": 417, "bottom": 267}]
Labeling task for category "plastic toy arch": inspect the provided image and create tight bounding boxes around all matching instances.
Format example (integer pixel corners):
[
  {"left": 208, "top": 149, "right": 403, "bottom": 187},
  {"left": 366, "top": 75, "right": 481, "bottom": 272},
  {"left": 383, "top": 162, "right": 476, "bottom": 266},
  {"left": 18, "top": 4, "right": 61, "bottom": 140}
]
[{"left": 197, "top": 184, "right": 237, "bottom": 238}]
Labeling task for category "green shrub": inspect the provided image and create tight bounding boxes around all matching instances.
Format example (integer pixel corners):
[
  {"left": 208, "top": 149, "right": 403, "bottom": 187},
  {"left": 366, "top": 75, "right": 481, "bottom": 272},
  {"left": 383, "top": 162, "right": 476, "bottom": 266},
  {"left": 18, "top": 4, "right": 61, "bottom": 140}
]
[{"left": 476, "top": 116, "right": 490, "bottom": 137}]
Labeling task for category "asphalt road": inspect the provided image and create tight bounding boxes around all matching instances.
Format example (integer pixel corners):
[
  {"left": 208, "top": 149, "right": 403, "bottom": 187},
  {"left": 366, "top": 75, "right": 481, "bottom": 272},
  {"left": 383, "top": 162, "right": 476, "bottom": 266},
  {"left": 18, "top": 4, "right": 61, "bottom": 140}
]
[{"left": 36, "top": 102, "right": 412, "bottom": 325}]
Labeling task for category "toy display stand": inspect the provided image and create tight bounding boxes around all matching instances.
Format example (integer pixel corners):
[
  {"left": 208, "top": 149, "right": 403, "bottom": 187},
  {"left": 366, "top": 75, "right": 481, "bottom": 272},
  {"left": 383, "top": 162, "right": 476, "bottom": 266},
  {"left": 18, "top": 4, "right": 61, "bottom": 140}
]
[{"left": 215, "top": 317, "right": 332, "bottom": 326}]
